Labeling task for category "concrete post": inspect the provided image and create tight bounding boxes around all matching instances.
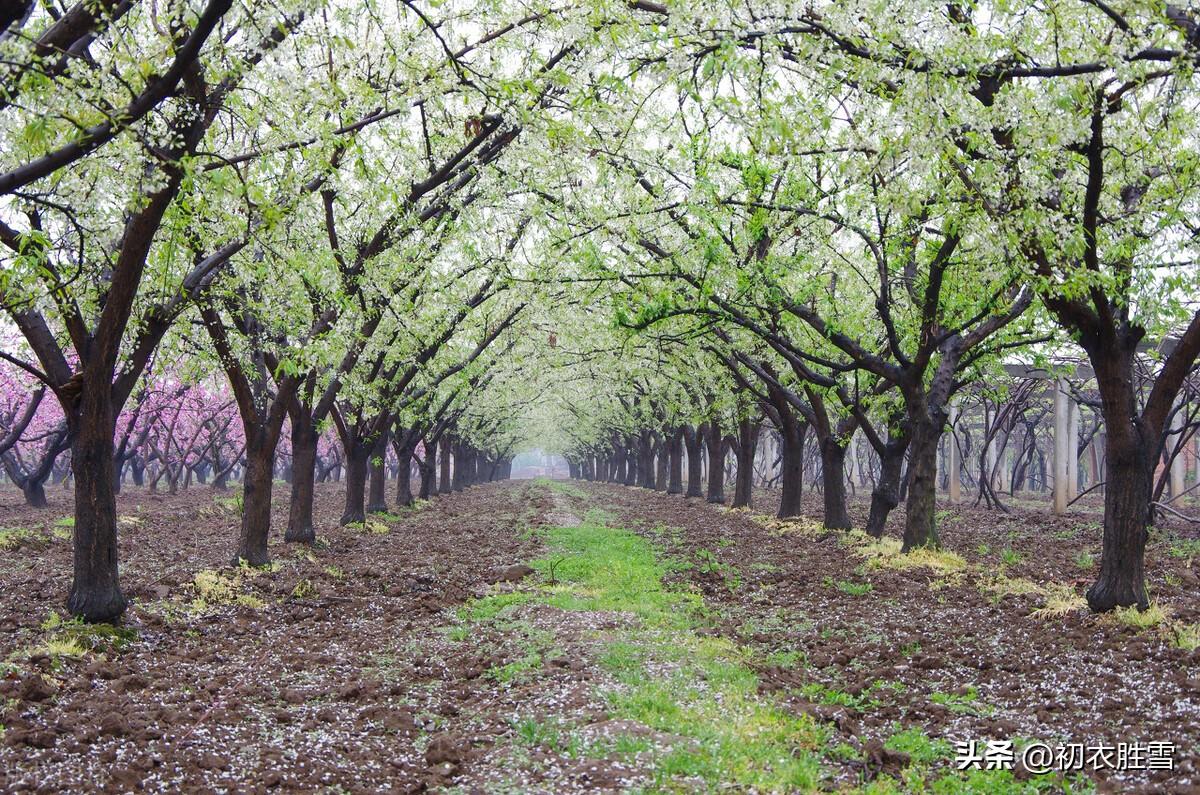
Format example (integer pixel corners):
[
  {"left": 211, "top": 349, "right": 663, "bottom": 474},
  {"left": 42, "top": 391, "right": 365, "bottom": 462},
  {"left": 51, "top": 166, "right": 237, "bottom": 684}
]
[
  {"left": 1067, "top": 398, "right": 1079, "bottom": 500},
  {"left": 948, "top": 403, "right": 961, "bottom": 503},
  {"left": 1171, "top": 405, "right": 1186, "bottom": 499},
  {"left": 1053, "top": 378, "right": 1070, "bottom": 514},
  {"left": 984, "top": 406, "right": 997, "bottom": 493}
]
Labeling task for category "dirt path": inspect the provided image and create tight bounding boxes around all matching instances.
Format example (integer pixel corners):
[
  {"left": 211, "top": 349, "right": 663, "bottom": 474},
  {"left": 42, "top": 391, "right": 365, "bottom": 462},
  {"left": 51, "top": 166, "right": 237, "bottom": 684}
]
[{"left": 1, "top": 479, "right": 1196, "bottom": 793}]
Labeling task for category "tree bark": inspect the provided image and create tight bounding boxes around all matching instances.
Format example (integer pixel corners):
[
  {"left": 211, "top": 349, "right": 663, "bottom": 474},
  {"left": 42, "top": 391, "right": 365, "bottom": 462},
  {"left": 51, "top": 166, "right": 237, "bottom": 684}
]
[
  {"left": 866, "top": 436, "right": 908, "bottom": 538},
  {"left": 683, "top": 425, "right": 703, "bottom": 497},
  {"left": 654, "top": 437, "right": 668, "bottom": 491},
  {"left": 704, "top": 424, "right": 726, "bottom": 504},
  {"left": 732, "top": 418, "right": 758, "bottom": 508},
  {"left": 233, "top": 431, "right": 276, "bottom": 566},
  {"left": 66, "top": 381, "right": 127, "bottom": 623},
  {"left": 819, "top": 438, "right": 852, "bottom": 530},
  {"left": 902, "top": 408, "right": 944, "bottom": 551},
  {"left": 367, "top": 431, "right": 389, "bottom": 514},
  {"left": 667, "top": 429, "right": 684, "bottom": 495},
  {"left": 438, "top": 436, "right": 452, "bottom": 495},
  {"left": 418, "top": 441, "right": 437, "bottom": 499},
  {"left": 778, "top": 418, "right": 806, "bottom": 518},
  {"left": 340, "top": 437, "right": 370, "bottom": 525},
  {"left": 394, "top": 438, "right": 419, "bottom": 508},
  {"left": 1086, "top": 349, "right": 1155, "bottom": 611},
  {"left": 637, "top": 433, "right": 655, "bottom": 489},
  {"left": 285, "top": 408, "right": 318, "bottom": 544}
]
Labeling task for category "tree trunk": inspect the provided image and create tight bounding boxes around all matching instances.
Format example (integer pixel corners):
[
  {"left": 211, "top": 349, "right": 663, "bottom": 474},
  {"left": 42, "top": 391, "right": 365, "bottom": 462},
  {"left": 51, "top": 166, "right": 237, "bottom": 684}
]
[
  {"left": 285, "top": 410, "right": 318, "bottom": 544},
  {"left": 22, "top": 478, "right": 48, "bottom": 508},
  {"left": 367, "top": 431, "right": 389, "bottom": 514},
  {"left": 418, "top": 443, "right": 437, "bottom": 499},
  {"left": 778, "top": 418, "right": 805, "bottom": 518},
  {"left": 732, "top": 418, "right": 758, "bottom": 509},
  {"left": 704, "top": 425, "right": 726, "bottom": 504},
  {"left": 452, "top": 443, "right": 465, "bottom": 491},
  {"left": 902, "top": 410, "right": 943, "bottom": 551},
  {"left": 233, "top": 432, "right": 276, "bottom": 566},
  {"left": 438, "top": 436, "right": 452, "bottom": 495},
  {"left": 819, "top": 438, "right": 852, "bottom": 530},
  {"left": 866, "top": 439, "right": 907, "bottom": 538},
  {"left": 667, "top": 430, "right": 684, "bottom": 495},
  {"left": 684, "top": 426, "right": 703, "bottom": 497},
  {"left": 1086, "top": 349, "right": 1155, "bottom": 611},
  {"left": 66, "top": 382, "right": 126, "bottom": 623},
  {"left": 340, "top": 438, "right": 369, "bottom": 525},
  {"left": 623, "top": 446, "right": 637, "bottom": 486},
  {"left": 654, "top": 440, "right": 668, "bottom": 491},
  {"left": 637, "top": 434, "right": 655, "bottom": 489},
  {"left": 394, "top": 442, "right": 418, "bottom": 507}
]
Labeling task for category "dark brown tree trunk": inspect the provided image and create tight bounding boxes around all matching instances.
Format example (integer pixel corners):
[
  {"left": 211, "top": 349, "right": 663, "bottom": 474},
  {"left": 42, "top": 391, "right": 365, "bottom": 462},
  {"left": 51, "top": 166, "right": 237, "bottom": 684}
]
[
  {"left": 684, "top": 426, "right": 703, "bottom": 497},
  {"left": 438, "top": 436, "right": 452, "bottom": 495},
  {"left": 637, "top": 433, "right": 655, "bottom": 489},
  {"left": 234, "top": 431, "right": 276, "bottom": 566},
  {"left": 704, "top": 425, "right": 726, "bottom": 504},
  {"left": 819, "top": 438, "right": 852, "bottom": 530},
  {"left": 66, "top": 381, "right": 127, "bottom": 623},
  {"left": 778, "top": 418, "right": 805, "bottom": 518},
  {"left": 623, "top": 446, "right": 637, "bottom": 487},
  {"left": 23, "top": 479, "right": 48, "bottom": 508},
  {"left": 1086, "top": 348, "right": 1155, "bottom": 611},
  {"left": 866, "top": 437, "right": 908, "bottom": 538},
  {"left": 285, "top": 410, "right": 318, "bottom": 544},
  {"left": 367, "top": 431, "right": 389, "bottom": 514},
  {"left": 452, "top": 442, "right": 466, "bottom": 491},
  {"left": 340, "top": 439, "right": 369, "bottom": 525},
  {"left": 418, "top": 450, "right": 436, "bottom": 499},
  {"left": 667, "top": 429, "right": 684, "bottom": 495},
  {"left": 393, "top": 434, "right": 419, "bottom": 507},
  {"left": 902, "top": 408, "right": 943, "bottom": 551},
  {"left": 654, "top": 442, "right": 668, "bottom": 490},
  {"left": 732, "top": 418, "right": 758, "bottom": 508}
]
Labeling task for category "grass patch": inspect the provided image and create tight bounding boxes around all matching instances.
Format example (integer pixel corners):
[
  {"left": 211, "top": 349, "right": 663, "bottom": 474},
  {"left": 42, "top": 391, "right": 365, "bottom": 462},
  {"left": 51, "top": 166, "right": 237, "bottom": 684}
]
[
  {"left": 835, "top": 579, "right": 873, "bottom": 596},
  {"left": 188, "top": 562, "right": 274, "bottom": 612},
  {"left": 1029, "top": 584, "right": 1087, "bottom": 619},
  {"left": 1113, "top": 602, "right": 1172, "bottom": 629},
  {"left": 1171, "top": 622, "right": 1200, "bottom": 651},
  {"left": 930, "top": 687, "right": 992, "bottom": 716},
  {"left": 844, "top": 532, "right": 967, "bottom": 575},
  {"left": 515, "top": 514, "right": 825, "bottom": 791},
  {"left": 344, "top": 519, "right": 390, "bottom": 535},
  {"left": 1166, "top": 537, "right": 1200, "bottom": 560},
  {"left": 0, "top": 527, "right": 34, "bottom": 550},
  {"left": 884, "top": 725, "right": 952, "bottom": 765},
  {"left": 533, "top": 477, "right": 587, "bottom": 499},
  {"left": 26, "top": 612, "right": 138, "bottom": 663}
]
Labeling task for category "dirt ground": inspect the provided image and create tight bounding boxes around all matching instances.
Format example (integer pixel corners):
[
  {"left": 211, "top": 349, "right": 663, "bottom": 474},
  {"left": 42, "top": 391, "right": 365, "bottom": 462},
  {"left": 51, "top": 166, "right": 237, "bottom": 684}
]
[{"left": 0, "top": 478, "right": 1196, "bottom": 793}]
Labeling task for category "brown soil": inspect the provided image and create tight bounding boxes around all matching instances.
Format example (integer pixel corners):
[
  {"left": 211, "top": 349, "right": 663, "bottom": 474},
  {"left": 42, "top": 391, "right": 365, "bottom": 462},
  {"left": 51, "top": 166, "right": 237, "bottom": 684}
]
[
  {"left": 0, "top": 479, "right": 1196, "bottom": 793},
  {"left": 586, "top": 482, "right": 1200, "bottom": 794}
]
